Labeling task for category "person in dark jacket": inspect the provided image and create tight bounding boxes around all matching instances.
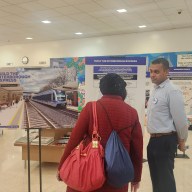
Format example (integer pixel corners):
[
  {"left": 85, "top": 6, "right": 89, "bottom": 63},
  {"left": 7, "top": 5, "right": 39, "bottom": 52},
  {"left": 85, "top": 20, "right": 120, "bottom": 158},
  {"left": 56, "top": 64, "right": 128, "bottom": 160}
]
[{"left": 57, "top": 73, "right": 143, "bottom": 192}]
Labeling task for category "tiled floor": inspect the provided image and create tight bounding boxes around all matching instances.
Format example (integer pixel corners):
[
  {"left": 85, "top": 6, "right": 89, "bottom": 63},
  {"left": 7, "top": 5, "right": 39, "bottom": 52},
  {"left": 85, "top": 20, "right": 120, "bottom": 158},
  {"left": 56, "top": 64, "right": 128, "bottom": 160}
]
[{"left": 0, "top": 128, "right": 191, "bottom": 192}]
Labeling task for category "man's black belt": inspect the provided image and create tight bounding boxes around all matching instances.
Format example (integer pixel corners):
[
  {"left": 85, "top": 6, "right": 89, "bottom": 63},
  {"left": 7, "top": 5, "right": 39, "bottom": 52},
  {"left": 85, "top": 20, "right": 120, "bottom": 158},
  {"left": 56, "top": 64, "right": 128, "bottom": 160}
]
[{"left": 150, "top": 131, "right": 176, "bottom": 138}]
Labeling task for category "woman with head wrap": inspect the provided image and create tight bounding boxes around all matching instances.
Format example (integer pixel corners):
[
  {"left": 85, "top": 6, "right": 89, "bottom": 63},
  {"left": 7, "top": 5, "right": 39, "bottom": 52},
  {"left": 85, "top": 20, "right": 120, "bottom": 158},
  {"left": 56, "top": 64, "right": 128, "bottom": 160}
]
[{"left": 57, "top": 73, "right": 143, "bottom": 192}]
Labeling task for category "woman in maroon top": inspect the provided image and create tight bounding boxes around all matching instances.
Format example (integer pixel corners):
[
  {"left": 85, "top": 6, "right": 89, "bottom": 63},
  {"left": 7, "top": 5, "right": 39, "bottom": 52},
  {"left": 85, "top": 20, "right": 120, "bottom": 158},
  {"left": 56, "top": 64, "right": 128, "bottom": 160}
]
[{"left": 57, "top": 73, "right": 143, "bottom": 192}]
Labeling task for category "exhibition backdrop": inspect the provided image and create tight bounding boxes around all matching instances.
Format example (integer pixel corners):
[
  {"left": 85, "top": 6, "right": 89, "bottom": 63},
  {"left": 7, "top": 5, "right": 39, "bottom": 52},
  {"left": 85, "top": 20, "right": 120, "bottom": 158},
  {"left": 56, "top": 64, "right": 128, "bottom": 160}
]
[{"left": 0, "top": 51, "right": 192, "bottom": 129}]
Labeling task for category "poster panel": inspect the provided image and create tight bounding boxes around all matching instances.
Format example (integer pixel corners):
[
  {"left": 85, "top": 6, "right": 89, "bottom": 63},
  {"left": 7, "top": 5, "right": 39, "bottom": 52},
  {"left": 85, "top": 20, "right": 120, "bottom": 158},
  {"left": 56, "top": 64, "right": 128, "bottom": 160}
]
[
  {"left": 85, "top": 56, "right": 146, "bottom": 129},
  {"left": 50, "top": 57, "right": 85, "bottom": 112},
  {"left": 169, "top": 68, "right": 192, "bottom": 126},
  {"left": 0, "top": 57, "right": 85, "bottom": 129}
]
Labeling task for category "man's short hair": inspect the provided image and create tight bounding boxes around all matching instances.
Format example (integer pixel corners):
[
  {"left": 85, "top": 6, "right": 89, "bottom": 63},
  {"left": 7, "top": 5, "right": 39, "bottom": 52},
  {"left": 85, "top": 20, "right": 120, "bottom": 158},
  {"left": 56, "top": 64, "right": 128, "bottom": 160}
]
[{"left": 151, "top": 58, "right": 169, "bottom": 70}]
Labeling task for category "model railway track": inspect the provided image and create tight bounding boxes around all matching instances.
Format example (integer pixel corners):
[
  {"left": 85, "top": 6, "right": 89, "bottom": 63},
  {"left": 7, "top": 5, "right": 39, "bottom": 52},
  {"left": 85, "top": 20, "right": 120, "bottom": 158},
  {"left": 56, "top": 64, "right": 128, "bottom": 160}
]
[{"left": 23, "top": 102, "right": 60, "bottom": 129}]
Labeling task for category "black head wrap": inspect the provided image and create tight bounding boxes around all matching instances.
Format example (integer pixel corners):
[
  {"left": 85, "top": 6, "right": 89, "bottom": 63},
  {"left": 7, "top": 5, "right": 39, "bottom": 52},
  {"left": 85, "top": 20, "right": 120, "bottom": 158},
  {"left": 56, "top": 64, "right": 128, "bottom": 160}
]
[{"left": 99, "top": 73, "right": 127, "bottom": 100}]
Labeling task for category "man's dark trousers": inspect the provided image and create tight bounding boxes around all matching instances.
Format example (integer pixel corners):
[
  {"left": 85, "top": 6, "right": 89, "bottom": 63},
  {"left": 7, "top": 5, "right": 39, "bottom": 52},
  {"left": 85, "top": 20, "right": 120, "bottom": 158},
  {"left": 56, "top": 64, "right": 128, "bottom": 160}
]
[{"left": 147, "top": 134, "right": 177, "bottom": 192}]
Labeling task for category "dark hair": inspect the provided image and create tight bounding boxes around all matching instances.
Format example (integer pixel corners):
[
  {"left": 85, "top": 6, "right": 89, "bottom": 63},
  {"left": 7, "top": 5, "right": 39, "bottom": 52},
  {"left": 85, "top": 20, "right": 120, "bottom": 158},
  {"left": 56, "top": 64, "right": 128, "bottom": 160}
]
[
  {"left": 99, "top": 73, "right": 127, "bottom": 100},
  {"left": 151, "top": 58, "right": 169, "bottom": 70}
]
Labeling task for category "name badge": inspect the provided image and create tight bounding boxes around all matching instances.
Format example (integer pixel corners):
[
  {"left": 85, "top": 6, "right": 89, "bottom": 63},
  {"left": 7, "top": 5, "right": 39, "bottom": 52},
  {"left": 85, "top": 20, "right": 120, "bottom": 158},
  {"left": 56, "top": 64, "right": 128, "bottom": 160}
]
[{"left": 153, "top": 97, "right": 158, "bottom": 104}]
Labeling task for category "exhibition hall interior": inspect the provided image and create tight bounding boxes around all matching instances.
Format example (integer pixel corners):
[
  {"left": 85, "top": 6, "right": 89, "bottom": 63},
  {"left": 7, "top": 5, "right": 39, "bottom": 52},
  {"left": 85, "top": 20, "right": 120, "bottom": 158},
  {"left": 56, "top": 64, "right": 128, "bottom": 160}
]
[{"left": 0, "top": 0, "right": 192, "bottom": 192}]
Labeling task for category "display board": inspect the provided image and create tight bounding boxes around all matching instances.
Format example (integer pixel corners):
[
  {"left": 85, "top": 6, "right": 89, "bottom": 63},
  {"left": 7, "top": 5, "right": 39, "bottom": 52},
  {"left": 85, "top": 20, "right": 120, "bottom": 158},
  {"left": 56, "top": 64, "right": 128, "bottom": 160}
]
[
  {"left": 50, "top": 57, "right": 85, "bottom": 111},
  {"left": 0, "top": 57, "right": 85, "bottom": 129},
  {"left": 169, "top": 68, "right": 192, "bottom": 126},
  {"left": 85, "top": 56, "right": 146, "bottom": 130}
]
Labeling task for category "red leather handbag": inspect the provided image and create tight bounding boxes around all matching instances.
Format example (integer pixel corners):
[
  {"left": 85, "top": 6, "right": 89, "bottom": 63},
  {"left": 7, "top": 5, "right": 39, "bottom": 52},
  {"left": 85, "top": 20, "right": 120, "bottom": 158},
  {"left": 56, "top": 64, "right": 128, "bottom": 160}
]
[{"left": 59, "top": 102, "right": 106, "bottom": 192}]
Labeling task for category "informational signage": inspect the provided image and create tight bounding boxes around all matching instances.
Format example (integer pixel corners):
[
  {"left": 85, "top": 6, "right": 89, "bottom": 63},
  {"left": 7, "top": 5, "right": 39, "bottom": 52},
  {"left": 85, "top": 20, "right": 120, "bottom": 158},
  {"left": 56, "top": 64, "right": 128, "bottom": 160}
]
[
  {"left": 93, "top": 66, "right": 138, "bottom": 88},
  {"left": 85, "top": 56, "right": 146, "bottom": 129},
  {"left": 177, "top": 54, "right": 192, "bottom": 67},
  {"left": 169, "top": 67, "right": 192, "bottom": 126}
]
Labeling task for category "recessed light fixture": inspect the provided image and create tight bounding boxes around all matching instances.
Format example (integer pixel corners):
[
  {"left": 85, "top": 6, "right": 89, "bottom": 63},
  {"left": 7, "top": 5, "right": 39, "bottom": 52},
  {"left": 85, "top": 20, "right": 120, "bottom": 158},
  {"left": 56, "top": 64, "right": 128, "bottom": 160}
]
[
  {"left": 75, "top": 32, "right": 83, "bottom": 35},
  {"left": 138, "top": 25, "right": 147, "bottom": 28},
  {"left": 26, "top": 37, "right": 33, "bottom": 40},
  {"left": 42, "top": 20, "right": 51, "bottom": 24},
  {"left": 117, "top": 9, "right": 127, "bottom": 13}
]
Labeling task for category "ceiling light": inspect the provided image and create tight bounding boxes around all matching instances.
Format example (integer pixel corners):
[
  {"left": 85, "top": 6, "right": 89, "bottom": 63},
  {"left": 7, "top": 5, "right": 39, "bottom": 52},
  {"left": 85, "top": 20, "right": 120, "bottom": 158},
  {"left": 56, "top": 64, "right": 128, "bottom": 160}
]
[
  {"left": 75, "top": 32, "right": 83, "bottom": 35},
  {"left": 26, "top": 37, "right": 33, "bottom": 40},
  {"left": 117, "top": 9, "right": 127, "bottom": 13},
  {"left": 42, "top": 20, "right": 51, "bottom": 24},
  {"left": 138, "top": 25, "right": 147, "bottom": 28}
]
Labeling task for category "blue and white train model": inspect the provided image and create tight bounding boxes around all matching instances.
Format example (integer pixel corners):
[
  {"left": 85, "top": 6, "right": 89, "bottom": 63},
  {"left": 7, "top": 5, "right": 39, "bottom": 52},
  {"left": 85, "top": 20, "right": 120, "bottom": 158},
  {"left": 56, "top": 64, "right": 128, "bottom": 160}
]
[{"left": 32, "top": 89, "right": 67, "bottom": 108}]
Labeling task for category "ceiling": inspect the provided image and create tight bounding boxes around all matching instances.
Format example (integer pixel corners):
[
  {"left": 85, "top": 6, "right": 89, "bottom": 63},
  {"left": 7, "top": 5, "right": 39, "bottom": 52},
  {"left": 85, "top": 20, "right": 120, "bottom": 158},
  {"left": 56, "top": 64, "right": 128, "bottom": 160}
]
[{"left": 0, "top": 0, "right": 192, "bottom": 46}]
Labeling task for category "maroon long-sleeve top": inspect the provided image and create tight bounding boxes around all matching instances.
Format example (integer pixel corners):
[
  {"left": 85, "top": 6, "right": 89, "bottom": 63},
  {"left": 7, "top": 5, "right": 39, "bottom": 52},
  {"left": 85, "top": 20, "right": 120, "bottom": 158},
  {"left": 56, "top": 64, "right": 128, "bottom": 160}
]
[{"left": 58, "top": 95, "right": 143, "bottom": 192}]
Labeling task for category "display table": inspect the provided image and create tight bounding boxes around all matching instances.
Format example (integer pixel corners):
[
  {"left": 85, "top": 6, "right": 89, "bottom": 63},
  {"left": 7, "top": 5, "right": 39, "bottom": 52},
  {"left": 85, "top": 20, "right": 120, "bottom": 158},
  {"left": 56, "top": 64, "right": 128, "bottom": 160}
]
[
  {"left": 14, "top": 128, "right": 72, "bottom": 163},
  {"left": 14, "top": 142, "right": 65, "bottom": 163}
]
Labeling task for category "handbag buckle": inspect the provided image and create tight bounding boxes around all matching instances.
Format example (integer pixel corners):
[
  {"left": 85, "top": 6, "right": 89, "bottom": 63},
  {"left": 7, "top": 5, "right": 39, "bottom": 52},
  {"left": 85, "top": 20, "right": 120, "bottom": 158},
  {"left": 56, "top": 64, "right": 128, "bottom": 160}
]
[{"left": 92, "top": 140, "right": 98, "bottom": 148}]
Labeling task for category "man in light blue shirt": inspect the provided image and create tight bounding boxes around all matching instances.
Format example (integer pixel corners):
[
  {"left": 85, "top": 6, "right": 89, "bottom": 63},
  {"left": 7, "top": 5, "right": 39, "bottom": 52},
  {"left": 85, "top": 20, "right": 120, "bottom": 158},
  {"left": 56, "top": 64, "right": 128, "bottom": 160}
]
[{"left": 147, "top": 58, "right": 188, "bottom": 192}]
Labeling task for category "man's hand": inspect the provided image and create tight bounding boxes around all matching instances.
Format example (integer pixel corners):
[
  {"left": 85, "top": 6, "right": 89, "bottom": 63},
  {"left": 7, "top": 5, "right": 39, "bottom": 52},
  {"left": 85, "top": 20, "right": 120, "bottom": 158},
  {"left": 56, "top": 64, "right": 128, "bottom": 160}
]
[{"left": 178, "top": 139, "right": 186, "bottom": 152}]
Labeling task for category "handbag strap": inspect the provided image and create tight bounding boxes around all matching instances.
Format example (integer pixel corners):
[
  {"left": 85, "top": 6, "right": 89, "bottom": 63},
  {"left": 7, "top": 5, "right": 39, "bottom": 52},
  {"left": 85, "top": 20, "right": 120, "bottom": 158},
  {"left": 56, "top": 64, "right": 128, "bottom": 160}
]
[
  {"left": 98, "top": 101, "right": 130, "bottom": 133},
  {"left": 92, "top": 101, "right": 98, "bottom": 134}
]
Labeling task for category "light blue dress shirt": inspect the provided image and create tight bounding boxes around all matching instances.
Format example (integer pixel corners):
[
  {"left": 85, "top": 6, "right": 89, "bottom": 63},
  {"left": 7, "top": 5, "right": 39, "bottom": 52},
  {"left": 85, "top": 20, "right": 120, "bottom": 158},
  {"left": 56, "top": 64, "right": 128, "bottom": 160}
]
[{"left": 147, "top": 79, "right": 188, "bottom": 140}]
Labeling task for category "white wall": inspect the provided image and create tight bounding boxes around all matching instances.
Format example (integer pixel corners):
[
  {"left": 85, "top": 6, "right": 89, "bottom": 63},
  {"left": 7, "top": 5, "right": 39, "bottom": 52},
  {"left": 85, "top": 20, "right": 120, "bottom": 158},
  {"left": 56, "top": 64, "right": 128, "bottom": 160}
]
[{"left": 0, "top": 27, "right": 192, "bottom": 67}]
